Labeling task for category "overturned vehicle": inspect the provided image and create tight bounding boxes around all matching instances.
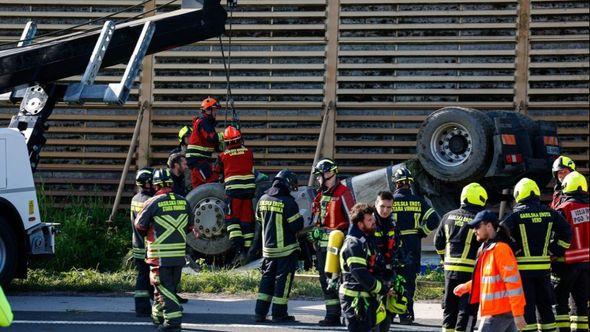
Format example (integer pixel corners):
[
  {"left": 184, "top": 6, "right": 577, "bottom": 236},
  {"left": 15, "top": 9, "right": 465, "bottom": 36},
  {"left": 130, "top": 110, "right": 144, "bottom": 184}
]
[{"left": 184, "top": 107, "right": 561, "bottom": 260}]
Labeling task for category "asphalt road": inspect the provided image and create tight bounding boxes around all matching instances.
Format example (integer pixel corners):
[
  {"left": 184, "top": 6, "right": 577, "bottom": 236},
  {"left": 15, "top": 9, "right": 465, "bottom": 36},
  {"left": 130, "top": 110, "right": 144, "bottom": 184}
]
[{"left": 7, "top": 294, "right": 445, "bottom": 331}]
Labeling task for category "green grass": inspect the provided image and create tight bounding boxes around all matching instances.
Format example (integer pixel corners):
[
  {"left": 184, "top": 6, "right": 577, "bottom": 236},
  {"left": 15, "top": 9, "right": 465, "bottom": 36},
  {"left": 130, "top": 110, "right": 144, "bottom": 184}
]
[
  {"left": 10, "top": 268, "right": 442, "bottom": 301},
  {"left": 25, "top": 193, "right": 443, "bottom": 300},
  {"left": 34, "top": 192, "right": 131, "bottom": 272}
]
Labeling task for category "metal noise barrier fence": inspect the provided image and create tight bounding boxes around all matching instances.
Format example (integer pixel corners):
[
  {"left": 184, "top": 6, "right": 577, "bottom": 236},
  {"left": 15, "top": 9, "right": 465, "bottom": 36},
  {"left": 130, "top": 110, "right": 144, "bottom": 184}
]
[{"left": 0, "top": 0, "right": 587, "bottom": 205}]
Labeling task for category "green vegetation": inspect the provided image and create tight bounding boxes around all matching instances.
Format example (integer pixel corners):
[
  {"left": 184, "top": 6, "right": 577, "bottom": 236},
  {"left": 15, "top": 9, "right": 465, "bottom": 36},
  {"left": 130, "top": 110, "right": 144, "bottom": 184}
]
[
  {"left": 11, "top": 268, "right": 442, "bottom": 300},
  {"left": 18, "top": 196, "right": 442, "bottom": 301},
  {"left": 34, "top": 193, "right": 130, "bottom": 272}
]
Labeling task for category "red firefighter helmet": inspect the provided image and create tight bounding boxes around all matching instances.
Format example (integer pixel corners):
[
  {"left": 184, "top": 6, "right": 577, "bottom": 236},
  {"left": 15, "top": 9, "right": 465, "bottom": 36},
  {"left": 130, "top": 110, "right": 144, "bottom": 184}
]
[
  {"left": 223, "top": 125, "right": 242, "bottom": 143},
  {"left": 201, "top": 97, "right": 221, "bottom": 112}
]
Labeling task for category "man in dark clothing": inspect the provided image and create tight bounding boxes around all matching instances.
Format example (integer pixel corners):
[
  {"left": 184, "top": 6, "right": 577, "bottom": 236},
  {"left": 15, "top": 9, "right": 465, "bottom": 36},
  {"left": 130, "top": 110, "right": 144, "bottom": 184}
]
[
  {"left": 340, "top": 203, "right": 394, "bottom": 332},
  {"left": 373, "top": 191, "right": 401, "bottom": 281},
  {"left": 135, "top": 168, "right": 195, "bottom": 332},
  {"left": 553, "top": 171, "right": 589, "bottom": 332},
  {"left": 434, "top": 183, "right": 487, "bottom": 332},
  {"left": 168, "top": 153, "right": 189, "bottom": 197},
  {"left": 501, "top": 178, "right": 572, "bottom": 332},
  {"left": 254, "top": 169, "right": 304, "bottom": 323},
  {"left": 130, "top": 167, "right": 155, "bottom": 317},
  {"left": 392, "top": 167, "right": 440, "bottom": 324}
]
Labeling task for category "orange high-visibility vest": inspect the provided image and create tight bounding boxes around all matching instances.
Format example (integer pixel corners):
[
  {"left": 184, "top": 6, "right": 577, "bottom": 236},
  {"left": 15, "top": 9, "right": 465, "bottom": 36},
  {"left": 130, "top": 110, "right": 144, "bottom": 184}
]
[{"left": 464, "top": 241, "right": 526, "bottom": 317}]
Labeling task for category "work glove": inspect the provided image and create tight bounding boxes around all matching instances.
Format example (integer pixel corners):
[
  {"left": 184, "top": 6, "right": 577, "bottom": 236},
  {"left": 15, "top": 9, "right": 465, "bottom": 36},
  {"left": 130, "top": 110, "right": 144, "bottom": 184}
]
[
  {"left": 307, "top": 227, "right": 324, "bottom": 243},
  {"left": 326, "top": 277, "right": 340, "bottom": 292}
]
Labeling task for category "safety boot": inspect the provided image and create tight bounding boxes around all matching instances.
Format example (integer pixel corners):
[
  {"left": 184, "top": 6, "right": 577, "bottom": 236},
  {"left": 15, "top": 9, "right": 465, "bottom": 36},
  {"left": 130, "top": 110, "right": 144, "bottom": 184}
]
[
  {"left": 272, "top": 315, "right": 296, "bottom": 323},
  {"left": 318, "top": 316, "right": 342, "bottom": 326}
]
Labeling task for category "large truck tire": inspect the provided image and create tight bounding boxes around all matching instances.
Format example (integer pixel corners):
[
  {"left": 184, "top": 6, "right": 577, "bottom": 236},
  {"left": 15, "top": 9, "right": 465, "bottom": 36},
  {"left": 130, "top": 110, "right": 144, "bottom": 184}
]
[
  {"left": 417, "top": 107, "right": 494, "bottom": 183},
  {"left": 0, "top": 218, "right": 17, "bottom": 287},
  {"left": 185, "top": 183, "right": 232, "bottom": 256}
]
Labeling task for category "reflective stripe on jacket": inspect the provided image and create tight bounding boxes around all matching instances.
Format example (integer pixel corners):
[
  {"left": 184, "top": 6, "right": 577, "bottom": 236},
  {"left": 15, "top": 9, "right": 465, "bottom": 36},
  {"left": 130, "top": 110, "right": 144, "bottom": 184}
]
[
  {"left": 465, "top": 241, "right": 525, "bottom": 317},
  {"left": 130, "top": 191, "right": 152, "bottom": 259},
  {"left": 393, "top": 188, "right": 440, "bottom": 238},
  {"left": 134, "top": 189, "right": 194, "bottom": 267},
  {"left": 217, "top": 146, "right": 256, "bottom": 199},
  {"left": 340, "top": 224, "right": 387, "bottom": 297},
  {"left": 501, "top": 198, "right": 572, "bottom": 274},
  {"left": 434, "top": 205, "right": 483, "bottom": 277},
  {"left": 256, "top": 182, "right": 304, "bottom": 258},
  {"left": 186, "top": 116, "right": 220, "bottom": 161}
]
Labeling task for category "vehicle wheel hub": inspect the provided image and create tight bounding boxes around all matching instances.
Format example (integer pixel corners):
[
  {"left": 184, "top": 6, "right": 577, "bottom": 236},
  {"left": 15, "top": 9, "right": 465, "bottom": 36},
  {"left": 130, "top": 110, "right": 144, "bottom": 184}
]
[
  {"left": 193, "top": 197, "right": 226, "bottom": 238},
  {"left": 431, "top": 123, "right": 473, "bottom": 167}
]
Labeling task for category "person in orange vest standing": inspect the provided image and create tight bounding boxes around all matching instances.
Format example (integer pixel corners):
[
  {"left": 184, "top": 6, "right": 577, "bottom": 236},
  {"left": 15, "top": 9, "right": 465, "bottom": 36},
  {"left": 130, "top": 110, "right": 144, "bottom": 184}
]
[
  {"left": 215, "top": 125, "right": 257, "bottom": 265},
  {"left": 186, "top": 97, "right": 224, "bottom": 189},
  {"left": 553, "top": 171, "right": 589, "bottom": 332},
  {"left": 454, "top": 210, "right": 527, "bottom": 332}
]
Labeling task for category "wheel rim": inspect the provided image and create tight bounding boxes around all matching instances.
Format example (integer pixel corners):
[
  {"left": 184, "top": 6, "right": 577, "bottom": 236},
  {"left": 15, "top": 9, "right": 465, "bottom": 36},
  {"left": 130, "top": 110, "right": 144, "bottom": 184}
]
[
  {"left": 192, "top": 197, "right": 226, "bottom": 239},
  {"left": 0, "top": 235, "right": 6, "bottom": 274},
  {"left": 430, "top": 122, "right": 473, "bottom": 167}
]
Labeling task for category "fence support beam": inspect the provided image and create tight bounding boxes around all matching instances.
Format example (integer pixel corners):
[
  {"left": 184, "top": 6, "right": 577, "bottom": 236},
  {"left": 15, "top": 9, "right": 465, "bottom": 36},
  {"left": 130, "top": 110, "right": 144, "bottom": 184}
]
[
  {"left": 320, "top": 0, "right": 340, "bottom": 159},
  {"left": 514, "top": 0, "right": 531, "bottom": 114},
  {"left": 137, "top": 0, "right": 156, "bottom": 169}
]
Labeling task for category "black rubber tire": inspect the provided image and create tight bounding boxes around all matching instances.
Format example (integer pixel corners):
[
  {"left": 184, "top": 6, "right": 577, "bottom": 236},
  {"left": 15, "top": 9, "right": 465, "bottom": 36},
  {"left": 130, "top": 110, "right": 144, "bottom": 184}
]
[
  {"left": 417, "top": 107, "right": 494, "bottom": 183},
  {"left": 185, "top": 183, "right": 231, "bottom": 256},
  {"left": 0, "top": 217, "right": 17, "bottom": 287}
]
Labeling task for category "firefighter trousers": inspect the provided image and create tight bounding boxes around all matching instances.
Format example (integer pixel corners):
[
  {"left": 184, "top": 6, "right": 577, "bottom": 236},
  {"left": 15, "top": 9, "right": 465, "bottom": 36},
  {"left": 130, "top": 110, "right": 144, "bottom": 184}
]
[
  {"left": 315, "top": 245, "right": 341, "bottom": 319},
  {"left": 340, "top": 293, "right": 390, "bottom": 332},
  {"left": 399, "top": 247, "right": 420, "bottom": 320},
  {"left": 522, "top": 273, "right": 556, "bottom": 332},
  {"left": 255, "top": 254, "right": 298, "bottom": 318},
  {"left": 189, "top": 160, "right": 217, "bottom": 189},
  {"left": 552, "top": 262, "right": 589, "bottom": 332},
  {"left": 150, "top": 265, "right": 183, "bottom": 328},
  {"left": 443, "top": 276, "right": 478, "bottom": 332},
  {"left": 225, "top": 197, "right": 255, "bottom": 253},
  {"left": 134, "top": 258, "right": 153, "bottom": 314}
]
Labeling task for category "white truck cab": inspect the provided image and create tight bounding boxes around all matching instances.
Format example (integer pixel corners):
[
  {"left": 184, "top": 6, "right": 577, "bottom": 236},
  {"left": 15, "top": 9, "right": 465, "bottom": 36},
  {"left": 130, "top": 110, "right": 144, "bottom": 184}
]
[{"left": 0, "top": 128, "right": 57, "bottom": 286}]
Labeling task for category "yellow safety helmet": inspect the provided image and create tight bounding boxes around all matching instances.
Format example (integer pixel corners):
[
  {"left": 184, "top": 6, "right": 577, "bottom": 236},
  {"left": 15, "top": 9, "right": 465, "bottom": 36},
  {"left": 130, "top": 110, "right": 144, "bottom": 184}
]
[
  {"left": 178, "top": 125, "right": 192, "bottom": 142},
  {"left": 460, "top": 183, "right": 488, "bottom": 207},
  {"left": 513, "top": 178, "right": 540, "bottom": 203},
  {"left": 561, "top": 171, "right": 588, "bottom": 194},
  {"left": 552, "top": 156, "right": 576, "bottom": 179}
]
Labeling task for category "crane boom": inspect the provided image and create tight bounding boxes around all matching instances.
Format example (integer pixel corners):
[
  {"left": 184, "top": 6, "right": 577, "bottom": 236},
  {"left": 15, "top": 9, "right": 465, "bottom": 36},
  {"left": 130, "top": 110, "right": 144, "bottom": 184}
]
[{"left": 0, "top": 0, "right": 226, "bottom": 93}]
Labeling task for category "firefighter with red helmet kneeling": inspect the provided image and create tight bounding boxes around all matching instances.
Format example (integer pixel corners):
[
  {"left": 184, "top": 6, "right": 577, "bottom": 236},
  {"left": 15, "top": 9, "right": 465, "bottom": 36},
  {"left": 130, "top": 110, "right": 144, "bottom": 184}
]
[
  {"left": 309, "top": 158, "right": 355, "bottom": 326},
  {"left": 339, "top": 203, "right": 395, "bottom": 331},
  {"left": 186, "top": 97, "right": 224, "bottom": 189},
  {"left": 254, "top": 170, "right": 304, "bottom": 323},
  {"left": 130, "top": 167, "right": 155, "bottom": 317},
  {"left": 392, "top": 167, "right": 440, "bottom": 324},
  {"left": 553, "top": 171, "right": 589, "bottom": 332},
  {"left": 215, "top": 125, "right": 257, "bottom": 265},
  {"left": 135, "top": 169, "right": 195, "bottom": 332}
]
